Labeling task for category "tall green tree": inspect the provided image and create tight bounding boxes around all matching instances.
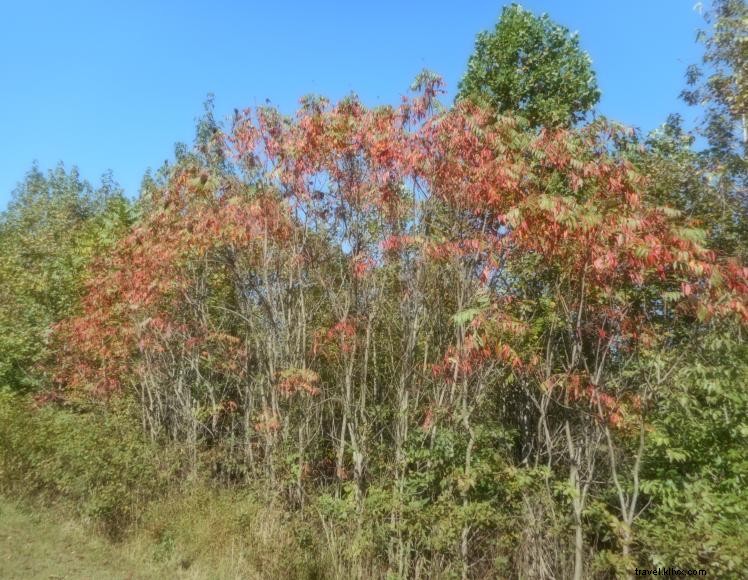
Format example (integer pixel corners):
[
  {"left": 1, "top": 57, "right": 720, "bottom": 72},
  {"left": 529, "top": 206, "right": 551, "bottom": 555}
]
[
  {"left": 0, "top": 163, "right": 131, "bottom": 391},
  {"left": 682, "top": 0, "right": 747, "bottom": 205},
  {"left": 457, "top": 3, "right": 600, "bottom": 127}
]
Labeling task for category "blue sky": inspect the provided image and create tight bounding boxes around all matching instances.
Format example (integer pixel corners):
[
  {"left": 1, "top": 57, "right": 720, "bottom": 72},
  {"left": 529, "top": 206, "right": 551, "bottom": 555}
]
[{"left": 0, "top": 1, "right": 705, "bottom": 209}]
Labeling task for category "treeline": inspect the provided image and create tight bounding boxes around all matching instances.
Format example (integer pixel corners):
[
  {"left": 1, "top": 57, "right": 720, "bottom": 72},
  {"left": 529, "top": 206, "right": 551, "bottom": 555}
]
[{"left": 1, "top": 3, "right": 747, "bottom": 579}]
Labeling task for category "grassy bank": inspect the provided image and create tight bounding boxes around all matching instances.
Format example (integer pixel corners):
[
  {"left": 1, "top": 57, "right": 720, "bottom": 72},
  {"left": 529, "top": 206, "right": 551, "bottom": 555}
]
[
  {"left": 0, "top": 497, "right": 168, "bottom": 579},
  {"left": 0, "top": 392, "right": 329, "bottom": 579},
  {"left": 0, "top": 491, "right": 326, "bottom": 580}
]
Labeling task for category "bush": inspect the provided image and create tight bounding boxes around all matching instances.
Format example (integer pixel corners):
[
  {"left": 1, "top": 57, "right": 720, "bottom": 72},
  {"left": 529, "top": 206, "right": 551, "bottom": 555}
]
[{"left": 0, "top": 390, "right": 174, "bottom": 536}]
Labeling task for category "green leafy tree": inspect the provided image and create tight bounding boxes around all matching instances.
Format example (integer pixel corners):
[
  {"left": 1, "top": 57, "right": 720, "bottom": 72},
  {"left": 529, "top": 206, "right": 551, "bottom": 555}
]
[
  {"left": 636, "top": 114, "right": 748, "bottom": 258},
  {"left": 682, "top": 0, "right": 747, "bottom": 205},
  {"left": 0, "top": 163, "right": 131, "bottom": 391},
  {"left": 639, "top": 324, "right": 748, "bottom": 576},
  {"left": 457, "top": 3, "right": 600, "bottom": 127}
]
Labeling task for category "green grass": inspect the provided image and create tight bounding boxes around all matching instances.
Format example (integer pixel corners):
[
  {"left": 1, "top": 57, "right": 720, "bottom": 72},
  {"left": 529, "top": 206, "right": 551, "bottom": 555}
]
[
  {"left": 0, "top": 492, "right": 328, "bottom": 580},
  {"left": 0, "top": 497, "right": 171, "bottom": 579},
  {"left": 0, "top": 392, "right": 328, "bottom": 579}
]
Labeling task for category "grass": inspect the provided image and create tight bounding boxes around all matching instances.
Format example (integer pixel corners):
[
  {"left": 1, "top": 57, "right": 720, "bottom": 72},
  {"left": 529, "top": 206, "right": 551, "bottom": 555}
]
[
  {"left": 0, "top": 392, "right": 329, "bottom": 579},
  {"left": 0, "top": 491, "right": 328, "bottom": 580},
  {"left": 0, "top": 496, "right": 170, "bottom": 579}
]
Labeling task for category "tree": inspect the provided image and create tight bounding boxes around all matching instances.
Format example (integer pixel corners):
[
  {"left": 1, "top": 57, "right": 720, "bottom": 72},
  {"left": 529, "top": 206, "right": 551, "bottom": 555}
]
[
  {"left": 639, "top": 323, "right": 748, "bottom": 576},
  {"left": 628, "top": 114, "right": 748, "bottom": 259},
  {"left": 0, "top": 163, "right": 130, "bottom": 391},
  {"left": 51, "top": 81, "right": 747, "bottom": 577},
  {"left": 682, "top": 0, "right": 747, "bottom": 205},
  {"left": 457, "top": 4, "right": 600, "bottom": 128}
]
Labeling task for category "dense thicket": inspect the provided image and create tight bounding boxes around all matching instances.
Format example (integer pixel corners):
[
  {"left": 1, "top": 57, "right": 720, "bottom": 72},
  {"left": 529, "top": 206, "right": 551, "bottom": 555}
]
[{"left": 1, "top": 3, "right": 747, "bottom": 579}]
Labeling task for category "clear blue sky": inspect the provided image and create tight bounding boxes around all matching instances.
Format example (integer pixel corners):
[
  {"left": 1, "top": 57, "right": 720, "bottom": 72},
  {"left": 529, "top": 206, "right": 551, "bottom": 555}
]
[{"left": 0, "top": 1, "right": 705, "bottom": 209}]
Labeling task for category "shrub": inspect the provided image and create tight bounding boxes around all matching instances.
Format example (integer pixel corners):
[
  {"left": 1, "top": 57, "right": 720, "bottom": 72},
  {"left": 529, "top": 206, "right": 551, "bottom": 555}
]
[{"left": 0, "top": 390, "right": 175, "bottom": 536}]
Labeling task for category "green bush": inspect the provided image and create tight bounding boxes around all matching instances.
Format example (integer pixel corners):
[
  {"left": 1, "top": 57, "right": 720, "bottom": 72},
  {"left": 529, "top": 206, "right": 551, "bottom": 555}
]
[{"left": 0, "top": 390, "right": 174, "bottom": 536}]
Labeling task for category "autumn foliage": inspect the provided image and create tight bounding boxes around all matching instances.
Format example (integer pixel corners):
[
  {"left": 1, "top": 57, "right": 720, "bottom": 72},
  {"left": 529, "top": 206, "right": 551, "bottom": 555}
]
[{"left": 39, "top": 77, "right": 748, "bottom": 576}]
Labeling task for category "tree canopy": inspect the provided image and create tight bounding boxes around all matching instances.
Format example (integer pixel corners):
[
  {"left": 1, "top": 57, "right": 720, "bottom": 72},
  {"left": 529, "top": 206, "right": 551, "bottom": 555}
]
[{"left": 458, "top": 4, "right": 600, "bottom": 127}]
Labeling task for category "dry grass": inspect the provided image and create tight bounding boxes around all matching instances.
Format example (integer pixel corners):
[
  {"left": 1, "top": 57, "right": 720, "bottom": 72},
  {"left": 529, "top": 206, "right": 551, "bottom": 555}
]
[
  {"left": 0, "top": 497, "right": 170, "bottom": 579},
  {"left": 0, "top": 492, "right": 326, "bottom": 580}
]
